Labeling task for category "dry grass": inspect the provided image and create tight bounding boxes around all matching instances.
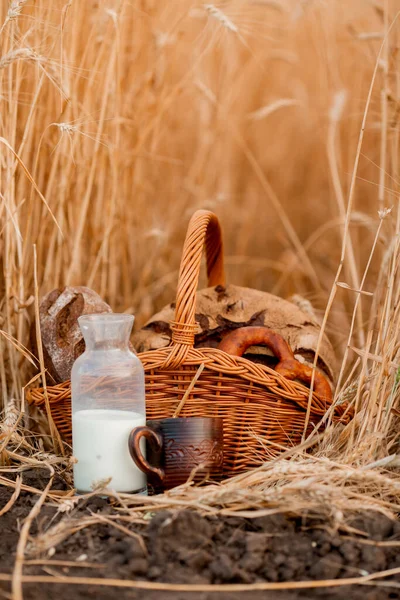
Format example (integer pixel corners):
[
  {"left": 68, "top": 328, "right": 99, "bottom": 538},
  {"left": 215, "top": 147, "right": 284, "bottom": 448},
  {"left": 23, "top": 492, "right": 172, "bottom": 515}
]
[
  {"left": 1, "top": 0, "right": 397, "bottom": 402},
  {"left": 1, "top": 0, "right": 400, "bottom": 593}
]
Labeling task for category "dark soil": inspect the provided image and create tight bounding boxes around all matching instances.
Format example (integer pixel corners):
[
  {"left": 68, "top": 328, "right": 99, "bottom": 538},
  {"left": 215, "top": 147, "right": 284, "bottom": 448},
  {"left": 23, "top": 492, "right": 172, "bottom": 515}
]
[{"left": 1, "top": 469, "right": 400, "bottom": 600}]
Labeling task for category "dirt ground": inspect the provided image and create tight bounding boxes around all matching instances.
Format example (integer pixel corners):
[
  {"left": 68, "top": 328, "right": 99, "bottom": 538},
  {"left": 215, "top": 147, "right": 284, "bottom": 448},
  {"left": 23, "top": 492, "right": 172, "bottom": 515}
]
[{"left": 1, "top": 469, "right": 400, "bottom": 600}]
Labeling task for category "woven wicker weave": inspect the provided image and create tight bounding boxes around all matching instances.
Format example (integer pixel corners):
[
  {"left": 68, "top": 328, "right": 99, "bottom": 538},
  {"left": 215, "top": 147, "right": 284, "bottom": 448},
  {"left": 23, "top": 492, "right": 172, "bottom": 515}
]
[{"left": 27, "top": 210, "right": 350, "bottom": 474}]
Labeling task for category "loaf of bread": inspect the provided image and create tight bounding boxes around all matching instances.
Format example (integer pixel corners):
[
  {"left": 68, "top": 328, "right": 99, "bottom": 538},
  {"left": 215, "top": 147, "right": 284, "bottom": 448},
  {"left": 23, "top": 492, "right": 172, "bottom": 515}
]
[{"left": 33, "top": 286, "right": 112, "bottom": 383}]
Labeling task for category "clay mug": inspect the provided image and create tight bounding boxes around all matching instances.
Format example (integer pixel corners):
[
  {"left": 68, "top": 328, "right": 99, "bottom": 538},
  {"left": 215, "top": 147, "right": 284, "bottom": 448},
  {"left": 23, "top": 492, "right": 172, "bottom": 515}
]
[{"left": 128, "top": 417, "right": 224, "bottom": 492}]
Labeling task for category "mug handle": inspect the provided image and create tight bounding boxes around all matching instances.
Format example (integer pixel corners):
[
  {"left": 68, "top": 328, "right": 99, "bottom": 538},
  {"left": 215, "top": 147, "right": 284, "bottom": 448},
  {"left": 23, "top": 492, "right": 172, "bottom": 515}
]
[{"left": 128, "top": 426, "right": 165, "bottom": 482}]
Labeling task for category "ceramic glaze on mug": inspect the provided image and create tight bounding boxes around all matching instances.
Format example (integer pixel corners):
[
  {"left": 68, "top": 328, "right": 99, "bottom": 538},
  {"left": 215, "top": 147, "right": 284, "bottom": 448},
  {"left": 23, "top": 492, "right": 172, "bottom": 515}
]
[{"left": 129, "top": 417, "right": 223, "bottom": 491}]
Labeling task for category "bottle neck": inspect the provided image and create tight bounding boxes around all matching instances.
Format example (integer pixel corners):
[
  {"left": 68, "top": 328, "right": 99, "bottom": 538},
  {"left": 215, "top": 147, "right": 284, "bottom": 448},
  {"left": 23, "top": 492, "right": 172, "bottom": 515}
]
[
  {"left": 87, "top": 341, "right": 129, "bottom": 352},
  {"left": 79, "top": 314, "right": 134, "bottom": 352}
]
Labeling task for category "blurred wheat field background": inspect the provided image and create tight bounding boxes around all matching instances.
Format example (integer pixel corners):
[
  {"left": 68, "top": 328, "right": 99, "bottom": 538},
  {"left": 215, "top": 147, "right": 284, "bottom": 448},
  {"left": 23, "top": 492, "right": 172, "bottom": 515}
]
[{"left": 1, "top": 0, "right": 400, "bottom": 454}]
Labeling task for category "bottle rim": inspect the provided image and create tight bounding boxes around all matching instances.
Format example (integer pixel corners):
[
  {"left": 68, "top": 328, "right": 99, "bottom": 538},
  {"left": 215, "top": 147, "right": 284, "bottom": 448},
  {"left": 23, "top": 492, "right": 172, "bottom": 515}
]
[{"left": 78, "top": 313, "right": 134, "bottom": 325}]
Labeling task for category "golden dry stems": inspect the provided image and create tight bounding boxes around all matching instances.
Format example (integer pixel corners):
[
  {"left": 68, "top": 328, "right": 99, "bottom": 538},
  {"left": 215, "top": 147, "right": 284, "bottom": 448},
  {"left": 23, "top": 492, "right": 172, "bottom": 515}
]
[
  {"left": 0, "top": 0, "right": 395, "bottom": 403},
  {"left": 0, "top": 2, "right": 400, "bottom": 592},
  {"left": 2, "top": 567, "right": 400, "bottom": 592},
  {"left": 0, "top": 474, "right": 21, "bottom": 516},
  {"left": 12, "top": 462, "right": 54, "bottom": 600},
  {"left": 301, "top": 17, "right": 398, "bottom": 440},
  {"left": 32, "top": 245, "right": 64, "bottom": 455}
]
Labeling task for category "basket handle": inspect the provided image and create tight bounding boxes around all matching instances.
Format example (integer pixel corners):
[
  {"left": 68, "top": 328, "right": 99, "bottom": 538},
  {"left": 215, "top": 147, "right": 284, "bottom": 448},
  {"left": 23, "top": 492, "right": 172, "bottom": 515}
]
[
  {"left": 218, "top": 326, "right": 332, "bottom": 402},
  {"left": 169, "top": 210, "right": 225, "bottom": 354}
]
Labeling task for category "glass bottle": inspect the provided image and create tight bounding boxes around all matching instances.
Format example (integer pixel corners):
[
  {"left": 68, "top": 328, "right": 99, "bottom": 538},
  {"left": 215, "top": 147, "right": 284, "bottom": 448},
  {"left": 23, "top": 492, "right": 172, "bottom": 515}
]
[{"left": 71, "top": 314, "right": 146, "bottom": 494}]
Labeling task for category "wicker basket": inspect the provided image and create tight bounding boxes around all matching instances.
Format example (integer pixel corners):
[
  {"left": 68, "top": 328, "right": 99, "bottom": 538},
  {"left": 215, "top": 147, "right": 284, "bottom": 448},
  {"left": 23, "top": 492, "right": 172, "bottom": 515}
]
[{"left": 27, "top": 210, "right": 350, "bottom": 474}]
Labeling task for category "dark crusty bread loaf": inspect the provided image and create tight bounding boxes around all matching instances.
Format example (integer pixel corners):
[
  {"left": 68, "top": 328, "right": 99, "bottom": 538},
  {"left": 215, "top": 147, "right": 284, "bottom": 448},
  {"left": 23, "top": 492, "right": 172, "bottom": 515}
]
[{"left": 32, "top": 286, "right": 112, "bottom": 383}]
